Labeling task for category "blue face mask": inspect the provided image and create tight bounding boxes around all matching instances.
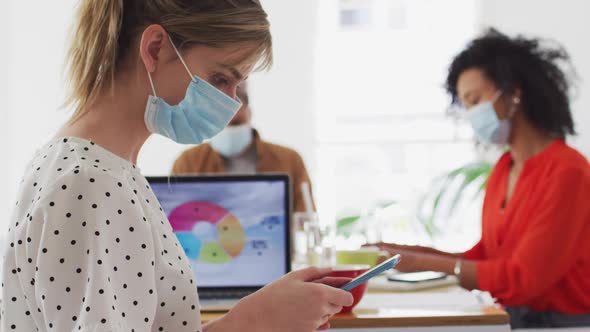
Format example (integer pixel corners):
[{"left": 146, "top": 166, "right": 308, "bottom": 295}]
[
  {"left": 466, "top": 91, "right": 513, "bottom": 145},
  {"left": 209, "top": 124, "right": 254, "bottom": 157},
  {"left": 144, "top": 37, "right": 242, "bottom": 144}
]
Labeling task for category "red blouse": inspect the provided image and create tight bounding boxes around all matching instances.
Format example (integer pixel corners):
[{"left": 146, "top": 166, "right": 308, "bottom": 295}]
[{"left": 464, "top": 140, "right": 590, "bottom": 314}]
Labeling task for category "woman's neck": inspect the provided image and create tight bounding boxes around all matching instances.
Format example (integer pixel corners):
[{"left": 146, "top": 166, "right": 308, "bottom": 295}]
[
  {"left": 56, "top": 76, "right": 151, "bottom": 165},
  {"left": 509, "top": 115, "right": 555, "bottom": 167}
]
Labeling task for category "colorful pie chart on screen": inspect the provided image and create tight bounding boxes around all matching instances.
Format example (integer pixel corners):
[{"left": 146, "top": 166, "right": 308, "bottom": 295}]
[{"left": 169, "top": 201, "right": 246, "bottom": 264}]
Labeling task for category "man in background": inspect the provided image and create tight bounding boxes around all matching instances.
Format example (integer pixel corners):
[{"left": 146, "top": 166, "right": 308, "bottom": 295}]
[{"left": 172, "top": 82, "right": 315, "bottom": 212}]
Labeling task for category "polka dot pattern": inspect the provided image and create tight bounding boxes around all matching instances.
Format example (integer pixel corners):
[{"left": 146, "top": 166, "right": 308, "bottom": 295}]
[{"left": 1, "top": 137, "right": 201, "bottom": 331}]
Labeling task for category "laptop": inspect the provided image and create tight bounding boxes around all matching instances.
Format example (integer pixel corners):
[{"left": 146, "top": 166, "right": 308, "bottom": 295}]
[{"left": 147, "top": 175, "right": 292, "bottom": 311}]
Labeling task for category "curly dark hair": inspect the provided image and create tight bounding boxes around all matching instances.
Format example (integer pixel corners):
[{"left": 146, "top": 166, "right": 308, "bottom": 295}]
[{"left": 446, "top": 28, "right": 577, "bottom": 138}]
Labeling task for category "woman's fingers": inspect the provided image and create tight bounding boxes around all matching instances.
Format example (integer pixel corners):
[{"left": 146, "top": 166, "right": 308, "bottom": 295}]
[
  {"left": 314, "top": 283, "right": 354, "bottom": 307},
  {"left": 312, "top": 276, "right": 352, "bottom": 288},
  {"left": 291, "top": 266, "right": 332, "bottom": 282},
  {"left": 317, "top": 314, "right": 333, "bottom": 330},
  {"left": 327, "top": 303, "right": 344, "bottom": 316}
]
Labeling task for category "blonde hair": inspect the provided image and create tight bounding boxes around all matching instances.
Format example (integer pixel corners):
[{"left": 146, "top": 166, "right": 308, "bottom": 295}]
[{"left": 65, "top": 0, "right": 272, "bottom": 119}]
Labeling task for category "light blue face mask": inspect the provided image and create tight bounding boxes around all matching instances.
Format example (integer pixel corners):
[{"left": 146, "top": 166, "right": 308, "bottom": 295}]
[
  {"left": 144, "top": 37, "right": 242, "bottom": 144},
  {"left": 209, "top": 124, "right": 254, "bottom": 157},
  {"left": 466, "top": 91, "right": 514, "bottom": 145}
]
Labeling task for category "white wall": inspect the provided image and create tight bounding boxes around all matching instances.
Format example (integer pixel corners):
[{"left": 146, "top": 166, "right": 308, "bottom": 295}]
[
  {"left": 139, "top": 0, "right": 319, "bottom": 175},
  {"left": 249, "top": 0, "right": 318, "bottom": 167},
  {"left": 480, "top": 0, "right": 590, "bottom": 157},
  {"left": 0, "top": 1, "right": 11, "bottom": 237},
  {"left": 1, "top": 1, "right": 76, "bottom": 235}
]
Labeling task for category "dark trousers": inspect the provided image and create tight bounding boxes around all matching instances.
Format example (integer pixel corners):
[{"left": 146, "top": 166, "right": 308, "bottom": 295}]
[{"left": 507, "top": 306, "right": 590, "bottom": 329}]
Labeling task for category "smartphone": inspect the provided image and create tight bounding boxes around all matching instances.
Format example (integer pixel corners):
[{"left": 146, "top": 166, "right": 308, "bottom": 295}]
[
  {"left": 387, "top": 271, "right": 447, "bottom": 283},
  {"left": 340, "top": 254, "right": 401, "bottom": 291}
]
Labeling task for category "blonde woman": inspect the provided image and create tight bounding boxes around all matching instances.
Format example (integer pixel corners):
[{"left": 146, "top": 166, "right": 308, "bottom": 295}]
[{"left": 1, "top": 1, "right": 353, "bottom": 331}]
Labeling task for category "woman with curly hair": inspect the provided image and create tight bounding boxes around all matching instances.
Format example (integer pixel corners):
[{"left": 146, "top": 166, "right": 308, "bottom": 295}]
[{"left": 374, "top": 29, "right": 590, "bottom": 328}]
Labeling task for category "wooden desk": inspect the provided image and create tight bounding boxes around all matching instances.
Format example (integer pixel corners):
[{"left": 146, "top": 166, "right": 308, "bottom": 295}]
[
  {"left": 329, "top": 301, "right": 508, "bottom": 329},
  {"left": 201, "top": 286, "right": 510, "bottom": 331}
]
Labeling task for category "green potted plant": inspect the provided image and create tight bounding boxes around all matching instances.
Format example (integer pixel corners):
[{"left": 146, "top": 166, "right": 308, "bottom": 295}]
[{"left": 416, "top": 161, "right": 493, "bottom": 238}]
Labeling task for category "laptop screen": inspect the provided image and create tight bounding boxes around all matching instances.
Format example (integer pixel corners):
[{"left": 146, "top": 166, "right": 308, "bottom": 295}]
[{"left": 148, "top": 175, "right": 290, "bottom": 289}]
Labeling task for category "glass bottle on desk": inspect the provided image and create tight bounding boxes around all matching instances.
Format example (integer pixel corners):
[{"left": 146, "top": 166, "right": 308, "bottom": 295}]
[{"left": 292, "top": 212, "right": 334, "bottom": 267}]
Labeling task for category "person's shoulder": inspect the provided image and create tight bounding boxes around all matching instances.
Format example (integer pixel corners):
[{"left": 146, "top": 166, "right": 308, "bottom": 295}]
[
  {"left": 59, "top": 137, "right": 132, "bottom": 176},
  {"left": 542, "top": 141, "right": 590, "bottom": 186},
  {"left": 13, "top": 138, "right": 139, "bottom": 228},
  {"left": 182, "top": 143, "right": 212, "bottom": 155},
  {"left": 176, "top": 143, "right": 213, "bottom": 162},
  {"left": 261, "top": 140, "right": 304, "bottom": 161},
  {"left": 23, "top": 137, "right": 138, "bottom": 200},
  {"left": 553, "top": 141, "right": 589, "bottom": 166},
  {"left": 172, "top": 144, "right": 214, "bottom": 174}
]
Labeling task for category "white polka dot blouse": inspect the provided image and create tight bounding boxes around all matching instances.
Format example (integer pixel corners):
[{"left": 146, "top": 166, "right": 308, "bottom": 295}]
[{"left": 1, "top": 137, "right": 201, "bottom": 331}]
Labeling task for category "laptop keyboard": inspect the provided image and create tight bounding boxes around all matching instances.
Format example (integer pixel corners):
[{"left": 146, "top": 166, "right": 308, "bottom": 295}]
[{"left": 199, "top": 289, "right": 255, "bottom": 300}]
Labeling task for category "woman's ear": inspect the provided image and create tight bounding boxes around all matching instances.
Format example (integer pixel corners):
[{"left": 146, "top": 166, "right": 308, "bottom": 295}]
[
  {"left": 512, "top": 88, "right": 522, "bottom": 105},
  {"left": 507, "top": 88, "right": 523, "bottom": 117},
  {"left": 139, "top": 24, "right": 168, "bottom": 73}
]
